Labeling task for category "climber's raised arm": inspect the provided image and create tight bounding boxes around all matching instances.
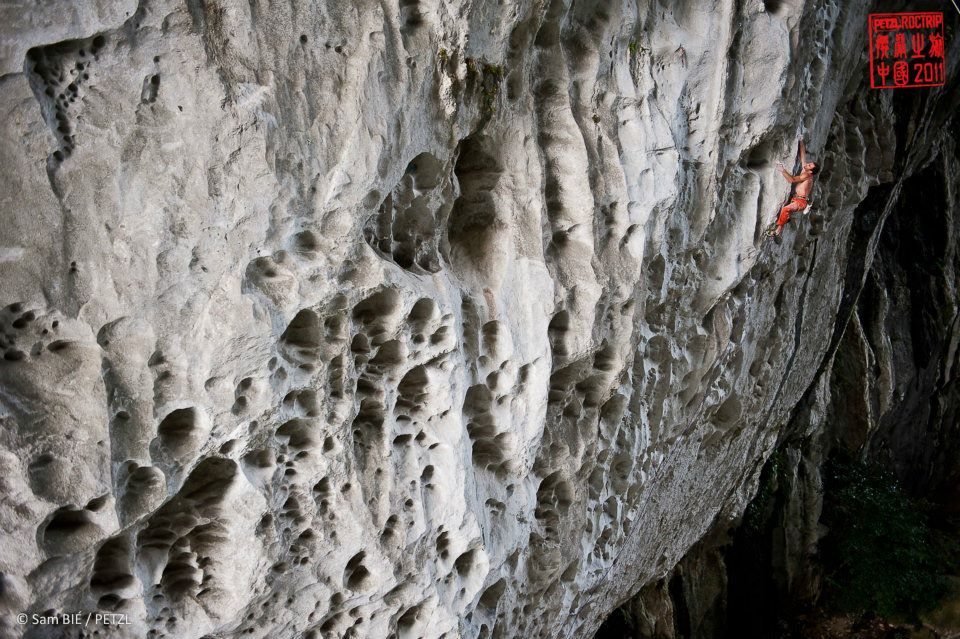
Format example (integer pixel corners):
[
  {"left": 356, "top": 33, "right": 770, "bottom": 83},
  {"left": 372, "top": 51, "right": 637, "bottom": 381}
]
[{"left": 768, "top": 142, "right": 818, "bottom": 239}]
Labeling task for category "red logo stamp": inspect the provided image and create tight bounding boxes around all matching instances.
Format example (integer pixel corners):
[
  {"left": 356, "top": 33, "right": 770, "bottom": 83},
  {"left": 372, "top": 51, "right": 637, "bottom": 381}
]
[{"left": 869, "top": 12, "right": 945, "bottom": 89}]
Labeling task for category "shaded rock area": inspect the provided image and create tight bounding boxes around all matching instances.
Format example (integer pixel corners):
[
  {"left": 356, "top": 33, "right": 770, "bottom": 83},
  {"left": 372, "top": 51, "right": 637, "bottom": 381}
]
[
  {"left": 0, "top": 1, "right": 958, "bottom": 639},
  {"left": 595, "top": 56, "right": 960, "bottom": 638}
]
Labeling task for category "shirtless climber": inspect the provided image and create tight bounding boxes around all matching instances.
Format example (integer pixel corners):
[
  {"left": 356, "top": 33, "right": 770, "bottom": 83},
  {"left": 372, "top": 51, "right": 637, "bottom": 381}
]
[{"left": 769, "top": 135, "right": 817, "bottom": 237}]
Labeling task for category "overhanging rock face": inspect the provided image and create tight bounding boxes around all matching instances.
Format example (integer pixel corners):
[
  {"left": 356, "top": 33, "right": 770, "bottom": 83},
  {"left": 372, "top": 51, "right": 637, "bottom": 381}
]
[{"left": 0, "top": 1, "right": 952, "bottom": 638}]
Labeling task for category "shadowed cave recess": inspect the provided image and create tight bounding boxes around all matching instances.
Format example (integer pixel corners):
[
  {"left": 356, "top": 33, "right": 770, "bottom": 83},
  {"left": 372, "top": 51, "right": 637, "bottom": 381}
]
[{"left": 0, "top": 1, "right": 958, "bottom": 639}]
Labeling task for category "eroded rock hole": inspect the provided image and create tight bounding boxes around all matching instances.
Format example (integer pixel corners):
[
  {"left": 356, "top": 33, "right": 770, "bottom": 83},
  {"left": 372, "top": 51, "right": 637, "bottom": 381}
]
[
  {"left": 446, "top": 135, "right": 504, "bottom": 273},
  {"left": 24, "top": 33, "right": 107, "bottom": 163},
  {"left": 280, "top": 309, "right": 321, "bottom": 365},
  {"left": 41, "top": 505, "right": 101, "bottom": 555},
  {"left": 364, "top": 153, "right": 445, "bottom": 273},
  {"left": 141, "top": 73, "right": 160, "bottom": 103},
  {"left": 90, "top": 536, "right": 134, "bottom": 594},
  {"left": 344, "top": 552, "right": 370, "bottom": 589},
  {"left": 156, "top": 407, "right": 200, "bottom": 457}
]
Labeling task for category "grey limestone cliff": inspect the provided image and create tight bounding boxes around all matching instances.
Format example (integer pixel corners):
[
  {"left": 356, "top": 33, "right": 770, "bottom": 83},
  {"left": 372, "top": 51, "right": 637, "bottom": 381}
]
[{"left": 0, "top": 1, "right": 957, "bottom": 638}]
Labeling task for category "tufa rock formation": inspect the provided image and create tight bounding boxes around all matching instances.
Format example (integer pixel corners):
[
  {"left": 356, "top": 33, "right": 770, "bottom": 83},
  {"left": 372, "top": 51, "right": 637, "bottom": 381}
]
[{"left": 0, "top": 0, "right": 957, "bottom": 638}]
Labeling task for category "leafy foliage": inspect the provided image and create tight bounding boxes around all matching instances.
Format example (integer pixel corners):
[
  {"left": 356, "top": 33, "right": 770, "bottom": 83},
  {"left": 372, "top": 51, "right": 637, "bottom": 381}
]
[{"left": 819, "top": 454, "right": 953, "bottom": 620}]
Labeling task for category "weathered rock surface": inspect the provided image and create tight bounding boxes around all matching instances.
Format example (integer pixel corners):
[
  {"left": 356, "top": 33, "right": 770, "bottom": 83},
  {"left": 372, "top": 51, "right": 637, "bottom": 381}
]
[
  {"left": 597, "top": 24, "right": 960, "bottom": 634},
  {"left": 0, "top": 1, "right": 956, "bottom": 638}
]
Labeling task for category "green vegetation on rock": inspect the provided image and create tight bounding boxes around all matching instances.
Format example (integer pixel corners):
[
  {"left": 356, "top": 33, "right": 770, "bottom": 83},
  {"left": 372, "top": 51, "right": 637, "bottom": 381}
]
[{"left": 820, "top": 455, "right": 955, "bottom": 620}]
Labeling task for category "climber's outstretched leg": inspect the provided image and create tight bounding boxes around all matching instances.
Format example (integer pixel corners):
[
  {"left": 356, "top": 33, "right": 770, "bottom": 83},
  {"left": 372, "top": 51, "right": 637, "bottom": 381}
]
[
  {"left": 771, "top": 196, "right": 808, "bottom": 236},
  {"left": 768, "top": 135, "right": 817, "bottom": 239}
]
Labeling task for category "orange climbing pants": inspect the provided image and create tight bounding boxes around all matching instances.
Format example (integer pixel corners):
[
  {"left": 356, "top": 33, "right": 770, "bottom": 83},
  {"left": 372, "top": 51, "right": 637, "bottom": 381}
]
[{"left": 777, "top": 196, "right": 808, "bottom": 229}]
